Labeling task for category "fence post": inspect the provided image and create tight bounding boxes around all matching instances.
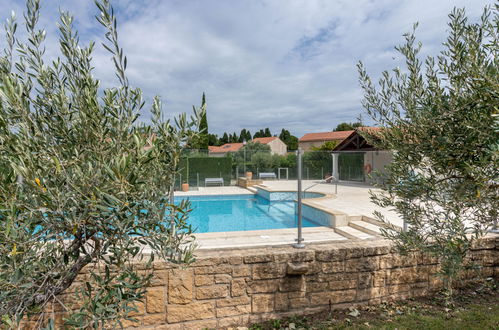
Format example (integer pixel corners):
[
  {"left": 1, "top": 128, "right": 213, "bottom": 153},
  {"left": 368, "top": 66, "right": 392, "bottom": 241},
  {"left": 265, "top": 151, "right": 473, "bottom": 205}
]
[
  {"left": 197, "top": 173, "right": 199, "bottom": 188},
  {"left": 293, "top": 149, "right": 305, "bottom": 249}
]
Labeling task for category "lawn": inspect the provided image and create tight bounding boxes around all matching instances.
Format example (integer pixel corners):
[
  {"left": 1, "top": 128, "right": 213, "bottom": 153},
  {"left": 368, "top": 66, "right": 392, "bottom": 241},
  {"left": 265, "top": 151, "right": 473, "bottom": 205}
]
[{"left": 249, "top": 279, "right": 498, "bottom": 330}]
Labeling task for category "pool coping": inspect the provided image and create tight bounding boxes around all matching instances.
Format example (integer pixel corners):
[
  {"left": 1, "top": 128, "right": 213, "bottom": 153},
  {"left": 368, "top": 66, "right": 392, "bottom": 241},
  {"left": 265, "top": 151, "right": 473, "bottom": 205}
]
[{"left": 174, "top": 184, "right": 363, "bottom": 249}]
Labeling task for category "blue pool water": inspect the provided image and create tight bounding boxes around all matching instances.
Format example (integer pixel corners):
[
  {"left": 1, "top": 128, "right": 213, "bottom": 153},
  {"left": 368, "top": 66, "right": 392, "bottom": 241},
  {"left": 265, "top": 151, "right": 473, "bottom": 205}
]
[{"left": 175, "top": 194, "right": 319, "bottom": 233}]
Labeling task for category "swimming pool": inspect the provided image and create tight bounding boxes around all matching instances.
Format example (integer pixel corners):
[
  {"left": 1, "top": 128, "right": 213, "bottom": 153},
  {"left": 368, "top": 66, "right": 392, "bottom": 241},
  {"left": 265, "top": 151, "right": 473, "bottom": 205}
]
[{"left": 175, "top": 194, "right": 319, "bottom": 233}]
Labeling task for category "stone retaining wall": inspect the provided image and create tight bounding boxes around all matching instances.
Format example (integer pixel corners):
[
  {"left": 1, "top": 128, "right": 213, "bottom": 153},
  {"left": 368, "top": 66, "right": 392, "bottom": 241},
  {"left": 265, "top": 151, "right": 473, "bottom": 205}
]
[{"left": 52, "top": 236, "right": 499, "bottom": 329}]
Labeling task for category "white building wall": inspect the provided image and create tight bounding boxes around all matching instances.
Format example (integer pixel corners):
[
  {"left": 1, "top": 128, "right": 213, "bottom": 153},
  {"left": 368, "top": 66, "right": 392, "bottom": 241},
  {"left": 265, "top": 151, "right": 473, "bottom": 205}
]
[
  {"left": 268, "top": 139, "right": 288, "bottom": 155},
  {"left": 363, "top": 150, "right": 393, "bottom": 184}
]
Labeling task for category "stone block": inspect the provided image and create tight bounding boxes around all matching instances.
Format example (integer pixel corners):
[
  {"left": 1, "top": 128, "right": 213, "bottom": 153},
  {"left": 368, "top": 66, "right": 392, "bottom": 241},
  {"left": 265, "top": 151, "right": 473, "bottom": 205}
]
[
  {"left": 309, "top": 289, "right": 356, "bottom": 305},
  {"left": 358, "top": 273, "right": 373, "bottom": 288},
  {"left": 275, "top": 292, "right": 289, "bottom": 311},
  {"left": 274, "top": 250, "right": 315, "bottom": 263},
  {"left": 289, "top": 297, "right": 309, "bottom": 309},
  {"left": 231, "top": 278, "right": 247, "bottom": 297},
  {"left": 216, "top": 296, "right": 251, "bottom": 307},
  {"left": 196, "top": 284, "right": 229, "bottom": 300},
  {"left": 146, "top": 287, "right": 166, "bottom": 313},
  {"left": 150, "top": 270, "right": 169, "bottom": 286},
  {"left": 216, "top": 304, "right": 251, "bottom": 317},
  {"left": 373, "top": 271, "right": 386, "bottom": 287},
  {"left": 251, "top": 294, "right": 274, "bottom": 313},
  {"left": 345, "top": 257, "right": 379, "bottom": 272},
  {"left": 194, "top": 265, "right": 232, "bottom": 275},
  {"left": 247, "top": 280, "right": 279, "bottom": 293},
  {"left": 195, "top": 275, "right": 214, "bottom": 286},
  {"left": 232, "top": 265, "right": 251, "bottom": 277},
  {"left": 129, "top": 301, "right": 146, "bottom": 317},
  {"left": 166, "top": 302, "right": 215, "bottom": 323},
  {"left": 329, "top": 279, "right": 357, "bottom": 290},
  {"left": 322, "top": 261, "right": 344, "bottom": 273},
  {"left": 286, "top": 262, "right": 309, "bottom": 275},
  {"left": 215, "top": 274, "right": 232, "bottom": 284},
  {"left": 244, "top": 254, "right": 273, "bottom": 264},
  {"left": 356, "top": 287, "right": 386, "bottom": 301},
  {"left": 345, "top": 247, "right": 364, "bottom": 259},
  {"left": 279, "top": 276, "right": 306, "bottom": 292},
  {"left": 315, "top": 248, "right": 346, "bottom": 262},
  {"left": 252, "top": 263, "right": 286, "bottom": 280},
  {"left": 218, "top": 315, "right": 250, "bottom": 328},
  {"left": 228, "top": 256, "right": 244, "bottom": 265},
  {"left": 168, "top": 269, "right": 193, "bottom": 304},
  {"left": 142, "top": 313, "right": 166, "bottom": 326},
  {"left": 306, "top": 281, "right": 329, "bottom": 292}
]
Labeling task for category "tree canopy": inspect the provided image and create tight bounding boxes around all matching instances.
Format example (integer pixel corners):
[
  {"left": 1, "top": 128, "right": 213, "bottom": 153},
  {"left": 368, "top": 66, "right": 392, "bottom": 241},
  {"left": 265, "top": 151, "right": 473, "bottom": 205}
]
[
  {"left": 0, "top": 0, "right": 200, "bottom": 326},
  {"left": 334, "top": 122, "right": 362, "bottom": 131},
  {"left": 358, "top": 5, "right": 498, "bottom": 300}
]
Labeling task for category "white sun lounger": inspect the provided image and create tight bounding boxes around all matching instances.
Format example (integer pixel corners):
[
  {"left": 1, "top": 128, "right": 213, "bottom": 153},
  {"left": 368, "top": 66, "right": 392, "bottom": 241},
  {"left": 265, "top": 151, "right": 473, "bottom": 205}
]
[
  {"left": 205, "top": 178, "right": 224, "bottom": 186},
  {"left": 259, "top": 172, "right": 277, "bottom": 180}
]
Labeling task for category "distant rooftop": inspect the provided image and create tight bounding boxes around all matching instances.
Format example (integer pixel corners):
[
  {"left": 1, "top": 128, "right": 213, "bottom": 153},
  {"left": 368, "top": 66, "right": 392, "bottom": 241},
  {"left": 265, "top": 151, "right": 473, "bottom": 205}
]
[
  {"left": 208, "top": 136, "right": 280, "bottom": 153},
  {"left": 299, "top": 130, "right": 354, "bottom": 142}
]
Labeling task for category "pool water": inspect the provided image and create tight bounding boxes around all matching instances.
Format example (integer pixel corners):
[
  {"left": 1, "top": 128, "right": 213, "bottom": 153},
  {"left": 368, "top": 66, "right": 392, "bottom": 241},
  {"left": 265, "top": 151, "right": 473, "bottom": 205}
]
[{"left": 175, "top": 194, "right": 319, "bottom": 233}]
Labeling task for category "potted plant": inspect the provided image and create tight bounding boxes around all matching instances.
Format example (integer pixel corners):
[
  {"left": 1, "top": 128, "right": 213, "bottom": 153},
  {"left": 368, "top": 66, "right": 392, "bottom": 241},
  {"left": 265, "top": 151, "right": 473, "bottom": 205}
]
[
  {"left": 181, "top": 180, "right": 189, "bottom": 192},
  {"left": 245, "top": 171, "right": 252, "bottom": 180}
]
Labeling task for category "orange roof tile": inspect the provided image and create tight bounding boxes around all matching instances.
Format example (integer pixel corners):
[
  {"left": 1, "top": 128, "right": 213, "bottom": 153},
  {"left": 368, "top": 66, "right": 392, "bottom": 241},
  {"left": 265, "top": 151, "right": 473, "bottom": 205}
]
[
  {"left": 299, "top": 130, "right": 354, "bottom": 142},
  {"left": 208, "top": 143, "right": 243, "bottom": 153},
  {"left": 252, "top": 137, "right": 277, "bottom": 144}
]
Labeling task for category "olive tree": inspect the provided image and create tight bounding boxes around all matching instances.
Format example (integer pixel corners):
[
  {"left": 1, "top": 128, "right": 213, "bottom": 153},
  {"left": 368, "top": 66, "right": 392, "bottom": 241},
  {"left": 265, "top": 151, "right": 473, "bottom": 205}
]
[
  {"left": 0, "top": 0, "right": 201, "bottom": 327},
  {"left": 358, "top": 6, "right": 498, "bottom": 301}
]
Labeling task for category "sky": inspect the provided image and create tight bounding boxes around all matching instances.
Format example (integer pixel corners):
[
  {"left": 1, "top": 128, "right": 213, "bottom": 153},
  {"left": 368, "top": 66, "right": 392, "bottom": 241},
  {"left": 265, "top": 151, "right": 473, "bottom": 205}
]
[{"left": 0, "top": 0, "right": 493, "bottom": 138}]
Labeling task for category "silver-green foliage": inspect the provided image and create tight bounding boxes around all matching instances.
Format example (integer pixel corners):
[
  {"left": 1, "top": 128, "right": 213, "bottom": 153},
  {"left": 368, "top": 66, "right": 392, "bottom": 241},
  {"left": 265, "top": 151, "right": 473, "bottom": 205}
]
[
  {"left": 0, "top": 0, "right": 201, "bottom": 327},
  {"left": 358, "top": 6, "right": 498, "bottom": 298}
]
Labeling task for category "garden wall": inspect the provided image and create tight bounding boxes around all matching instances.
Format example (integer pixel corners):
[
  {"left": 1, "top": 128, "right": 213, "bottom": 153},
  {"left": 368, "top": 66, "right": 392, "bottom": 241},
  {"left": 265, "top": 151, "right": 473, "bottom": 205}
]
[{"left": 47, "top": 236, "right": 498, "bottom": 329}]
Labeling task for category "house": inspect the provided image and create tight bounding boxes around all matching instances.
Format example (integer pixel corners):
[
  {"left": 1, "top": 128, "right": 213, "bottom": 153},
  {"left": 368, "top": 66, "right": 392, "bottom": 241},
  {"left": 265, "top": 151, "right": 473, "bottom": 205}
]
[
  {"left": 298, "top": 130, "right": 354, "bottom": 151},
  {"left": 208, "top": 137, "right": 287, "bottom": 157},
  {"left": 208, "top": 143, "right": 243, "bottom": 157},
  {"left": 331, "top": 127, "right": 392, "bottom": 183},
  {"left": 252, "top": 137, "right": 287, "bottom": 155}
]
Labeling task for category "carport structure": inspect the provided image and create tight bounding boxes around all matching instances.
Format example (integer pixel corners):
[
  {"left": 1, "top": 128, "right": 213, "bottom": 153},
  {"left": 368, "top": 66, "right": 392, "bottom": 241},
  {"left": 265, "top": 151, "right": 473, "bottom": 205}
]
[{"left": 331, "top": 127, "right": 392, "bottom": 183}]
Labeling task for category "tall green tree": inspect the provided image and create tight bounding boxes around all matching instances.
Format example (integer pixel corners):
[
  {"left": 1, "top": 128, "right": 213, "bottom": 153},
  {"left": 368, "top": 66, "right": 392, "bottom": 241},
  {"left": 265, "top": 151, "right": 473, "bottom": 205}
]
[
  {"left": 0, "top": 0, "right": 200, "bottom": 327},
  {"left": 220, "top": 132, "right": 229, "bottom": 144},
  {"left": 264, "top": 127, "right": 272, "bottom": 137},
  {"left": 334, "top": 122, "right": 362, "bottom": 131},
  {"left": 279, "top": 128, "right": 298, "bottom": 150},
  {"left": 190, "top": 93, "right": 208, "bottom": 149},
  {"left": 358, "top": 6, "right": 498, "bottom": 301},
  {"left": 239, "top": 128, "right": 252, "bottom": 142},
  {"left": 208, "top": 133, "right": 219, "bottom": 146}
]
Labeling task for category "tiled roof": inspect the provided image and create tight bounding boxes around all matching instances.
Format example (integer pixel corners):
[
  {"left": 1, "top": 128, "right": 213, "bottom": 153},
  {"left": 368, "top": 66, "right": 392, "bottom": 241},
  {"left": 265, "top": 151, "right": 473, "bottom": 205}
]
[
  {"left": 252, "top": 137, "right": 277, "bottom": 144},
  {"left": 299, "top": 130, "right": 354, "bottom": 142},
  {"left": 209, "top": 137, "right": 280, "bottom": 153},
  {"left": 208, "top": 143, "right": 243, "bottom": 153}
]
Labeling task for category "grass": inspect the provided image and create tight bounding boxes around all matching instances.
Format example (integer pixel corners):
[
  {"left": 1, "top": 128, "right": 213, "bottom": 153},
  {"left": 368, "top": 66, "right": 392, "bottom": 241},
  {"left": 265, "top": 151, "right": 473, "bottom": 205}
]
[{"left": 249, "top": 279, "right": 498, "bottom": 330}]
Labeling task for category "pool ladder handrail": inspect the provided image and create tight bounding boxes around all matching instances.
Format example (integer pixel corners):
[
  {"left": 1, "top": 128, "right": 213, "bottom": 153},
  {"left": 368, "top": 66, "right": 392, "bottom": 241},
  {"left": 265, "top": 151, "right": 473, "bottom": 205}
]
[
  {"left": 303, "top": 175, "right": 338, "bottom": 195},
  {"left": 267, "top": 175, "right": 338, "bottom": 212}
]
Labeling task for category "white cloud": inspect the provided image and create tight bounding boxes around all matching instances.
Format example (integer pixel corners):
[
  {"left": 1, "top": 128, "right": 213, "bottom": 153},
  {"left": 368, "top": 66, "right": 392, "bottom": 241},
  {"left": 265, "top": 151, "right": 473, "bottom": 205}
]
[{"left": 0, "top": 0, "right": 493, "bottom": 137}]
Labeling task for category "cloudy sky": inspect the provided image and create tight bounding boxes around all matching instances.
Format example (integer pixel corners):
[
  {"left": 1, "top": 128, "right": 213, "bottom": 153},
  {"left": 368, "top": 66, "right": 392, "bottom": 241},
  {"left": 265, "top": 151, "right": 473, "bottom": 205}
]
[{"left": 0, "top": 0, "right": 492, "bottom": 137}]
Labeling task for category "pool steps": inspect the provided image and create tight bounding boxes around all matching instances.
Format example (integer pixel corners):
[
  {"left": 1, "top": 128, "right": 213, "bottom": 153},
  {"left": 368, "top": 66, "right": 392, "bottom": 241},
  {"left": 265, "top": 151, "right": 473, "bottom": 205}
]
[
  {"left": 349, "top": 220, "right": 382, "bottom": 236},
  {"left": 251, "top": 185, "right": 399, "bottom": 241},
  {"left": 334, "top": 225, "right": 374, "bottom": 240}
]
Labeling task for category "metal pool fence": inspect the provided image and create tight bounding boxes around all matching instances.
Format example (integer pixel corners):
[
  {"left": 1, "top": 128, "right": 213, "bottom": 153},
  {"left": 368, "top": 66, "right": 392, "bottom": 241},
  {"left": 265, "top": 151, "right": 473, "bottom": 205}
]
[{"left": 173, "top": 149, "right": 364, "bottom": 190}]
